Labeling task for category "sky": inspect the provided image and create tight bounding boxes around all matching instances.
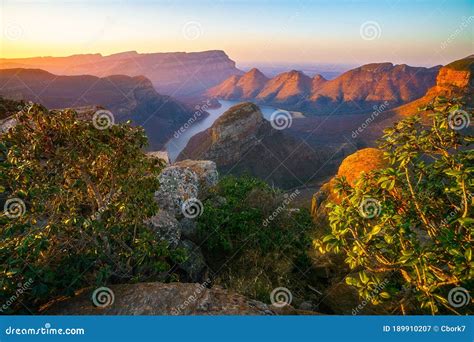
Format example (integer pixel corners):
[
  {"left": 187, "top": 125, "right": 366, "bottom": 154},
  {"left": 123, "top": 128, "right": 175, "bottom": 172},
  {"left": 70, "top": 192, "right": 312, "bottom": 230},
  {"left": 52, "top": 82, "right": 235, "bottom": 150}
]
[{"left": 1, "top": 0, "right": 473, "bottom": 67}]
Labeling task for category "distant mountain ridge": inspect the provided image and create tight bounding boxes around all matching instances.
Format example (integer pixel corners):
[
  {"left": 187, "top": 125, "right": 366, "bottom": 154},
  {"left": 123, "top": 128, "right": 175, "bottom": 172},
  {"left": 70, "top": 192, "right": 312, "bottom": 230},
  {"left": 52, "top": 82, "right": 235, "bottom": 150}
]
[
  {"left": 208, "top": 62, "right": 441, "bottom": 114},
  {"left": 0, "top": 50, "right": 242, "bottom": 98},
  {"left": 0, "top": 68, "right": 197, "bottom": 149}
]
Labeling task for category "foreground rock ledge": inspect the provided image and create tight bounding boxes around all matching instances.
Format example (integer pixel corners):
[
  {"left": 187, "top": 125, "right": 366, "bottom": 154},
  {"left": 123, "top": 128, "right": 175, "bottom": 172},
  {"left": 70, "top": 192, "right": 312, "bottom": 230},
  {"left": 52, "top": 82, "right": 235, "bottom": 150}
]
[{"left": 41, "top": 282, "right": 313, "bottom": 315}]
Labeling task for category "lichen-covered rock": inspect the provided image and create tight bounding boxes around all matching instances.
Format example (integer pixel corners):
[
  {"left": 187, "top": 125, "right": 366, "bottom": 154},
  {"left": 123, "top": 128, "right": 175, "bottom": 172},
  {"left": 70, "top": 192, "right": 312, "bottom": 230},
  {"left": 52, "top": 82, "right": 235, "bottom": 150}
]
[
  {"left": 154, "top": 166, "right": 199, "bottom": 216},
  {"left": 41, "top": 282, "right": 303, "bottom": 315},
  {"left": 178, "top": 240, "right": 207, "bottom": 282},
  {"left": 173, "top": 159, "right": 218, "bottom": 194},
  {"left": 147, "top": 210, "right": 181, "bottom": 248}
]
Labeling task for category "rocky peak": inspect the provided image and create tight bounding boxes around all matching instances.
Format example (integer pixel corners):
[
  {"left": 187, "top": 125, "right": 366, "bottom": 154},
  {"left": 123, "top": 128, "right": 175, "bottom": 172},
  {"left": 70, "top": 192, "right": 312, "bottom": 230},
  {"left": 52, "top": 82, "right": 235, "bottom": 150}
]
[
  {"left": 311, "top": 74, "right": 327, "bottom": 92},
  {"left": 211, "top": 102, "right": 263, "bottom": 144}
]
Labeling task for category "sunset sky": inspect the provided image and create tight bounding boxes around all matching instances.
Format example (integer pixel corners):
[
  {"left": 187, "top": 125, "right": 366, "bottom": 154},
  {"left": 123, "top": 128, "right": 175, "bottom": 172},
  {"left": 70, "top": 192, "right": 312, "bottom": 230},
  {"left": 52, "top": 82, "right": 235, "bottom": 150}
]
[{"left": 1, "top": 0, "right": 473, "bottom": 67}]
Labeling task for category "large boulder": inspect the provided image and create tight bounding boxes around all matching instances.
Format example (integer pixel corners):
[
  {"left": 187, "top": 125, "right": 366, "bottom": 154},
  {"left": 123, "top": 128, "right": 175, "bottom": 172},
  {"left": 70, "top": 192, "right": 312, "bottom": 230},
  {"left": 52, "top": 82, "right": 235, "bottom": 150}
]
[
  {"left": 154, "top": 160, "right": 218, "bottom": 216},
  {"left": 311, "top": 148, "right": 387, "bottom": 218},
  {"left": 40, "top": 282, "right": 306, "bottom": 315},
  {"left": 146, "top": 210, "right": 181, "bottom": 248},
  {"left": 177, "top": 240, "right": 208, "bottom": 282},
  {"left": 173, "top": 160, "right": 218, "bottom": 194},
  {"left": 154, "top": 166, "right": 199, "bottom": 216}
]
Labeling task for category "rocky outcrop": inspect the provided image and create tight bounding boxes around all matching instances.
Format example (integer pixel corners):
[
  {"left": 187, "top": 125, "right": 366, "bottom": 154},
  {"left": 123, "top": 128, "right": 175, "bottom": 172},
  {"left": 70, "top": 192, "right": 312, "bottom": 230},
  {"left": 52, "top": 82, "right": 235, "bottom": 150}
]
[
  {"left": 257, "top": 70, "right": 312, "bottom": 105},
  {"left": 208, "top": 63, "right": 439, "bottom": 114},
  {"left": 149, "top": 160, "right": 218, "bottom": 282},
  {"left": 41, "top": 282, "right": 299, "bottom": 315},
  {"left": 0, "top": 69, "right": 197, "bottom": 149},
  {"left": 0, "top": 50, "right": 242, "bottom": 97},
  {"left": 389, "top": 55, "right": 474, "bottom": 117},
  {"left": 177, "top": 103, "right": 333, "bottom": 189},
  {"left": 424, "top": 55, "right": 473, "bottom": 104}
]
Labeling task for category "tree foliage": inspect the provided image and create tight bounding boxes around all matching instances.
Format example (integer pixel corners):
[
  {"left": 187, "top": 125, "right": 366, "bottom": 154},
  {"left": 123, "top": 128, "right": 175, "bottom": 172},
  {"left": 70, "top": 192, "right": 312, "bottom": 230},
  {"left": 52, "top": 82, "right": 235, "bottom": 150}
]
[
  {"left": 198, "top": 175, "right": 314, "bottom": 303},
  {"left": 315, "top": 98, "right": 473, "bottom": 314},
  {"left": 0, "top": 104, "right": 181, "bottom": 313}
]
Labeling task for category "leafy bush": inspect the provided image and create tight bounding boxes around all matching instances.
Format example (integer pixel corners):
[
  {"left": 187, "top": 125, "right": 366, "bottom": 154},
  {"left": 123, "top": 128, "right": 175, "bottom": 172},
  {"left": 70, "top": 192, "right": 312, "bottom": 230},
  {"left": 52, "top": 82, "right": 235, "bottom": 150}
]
[
  {"left": 315, "top": 98, "right": 473, "bottom": 314},
  {"left": 0, "top": 104, "right": 182, "bottom": 313},
  {"left": 198, "top": 175, "right": 314, "bottom": 303}
]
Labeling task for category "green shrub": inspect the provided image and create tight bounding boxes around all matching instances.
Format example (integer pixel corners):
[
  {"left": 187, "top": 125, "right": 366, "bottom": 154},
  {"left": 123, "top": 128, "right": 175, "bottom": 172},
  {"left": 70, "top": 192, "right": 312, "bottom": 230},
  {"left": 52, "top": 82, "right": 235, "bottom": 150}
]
[
  {"left": 315, "top": 98, "right": 473, "bottom": 314},
  {"left": 0, "top": 104, "right": 183, "bottom": 313},
  {"left": 198, "top": 175, "right": 314, "bottom": 303}
]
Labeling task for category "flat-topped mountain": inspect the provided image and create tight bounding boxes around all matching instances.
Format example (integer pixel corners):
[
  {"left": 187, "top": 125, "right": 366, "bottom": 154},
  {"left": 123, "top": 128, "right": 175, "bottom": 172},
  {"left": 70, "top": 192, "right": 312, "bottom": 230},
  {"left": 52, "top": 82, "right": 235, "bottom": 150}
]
[
  {"left": 208, "top": 63, "right": 440, "bottom": 114},
  {"left": 0, "top": 50, "right": 242, "bottom": 97},
  {"left": 0, "top": 68, "right": 196, "bottom": 149},
  {"left": 177, "top": 102, "right": 334, "bottom": 188}
]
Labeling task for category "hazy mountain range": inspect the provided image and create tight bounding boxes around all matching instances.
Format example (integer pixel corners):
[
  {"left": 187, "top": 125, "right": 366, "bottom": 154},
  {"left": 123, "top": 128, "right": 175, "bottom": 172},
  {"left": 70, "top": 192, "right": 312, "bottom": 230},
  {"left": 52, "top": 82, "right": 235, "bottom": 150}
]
[{"left": 0, "top": 50, "right": 241, "bottom": 98}]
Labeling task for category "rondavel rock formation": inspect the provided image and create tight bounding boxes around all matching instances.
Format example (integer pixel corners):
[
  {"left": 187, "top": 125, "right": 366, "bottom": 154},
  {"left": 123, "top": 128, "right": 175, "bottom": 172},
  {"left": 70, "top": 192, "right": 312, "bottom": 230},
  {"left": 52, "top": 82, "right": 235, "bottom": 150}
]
[
  {"left": 208, "top": 62, "right": 441, "bottom": 114},
  {"left": 177, "top": 102, "right": 335, "bottom": 189}
]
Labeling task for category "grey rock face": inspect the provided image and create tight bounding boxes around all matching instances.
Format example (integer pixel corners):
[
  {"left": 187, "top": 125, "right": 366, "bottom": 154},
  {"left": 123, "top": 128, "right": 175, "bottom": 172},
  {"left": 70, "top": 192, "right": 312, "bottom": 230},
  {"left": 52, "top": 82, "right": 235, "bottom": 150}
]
[
  {"left": 154, "top": 166, "right": 199, "bottom": 216},
  {"left": 42, "top": 282, "right": 282, "bottom": 315},
  {"left": 147, "top": 210, "right": 181, "bottom": 248},
  {"left": 178, "top": 240, "right": 207, "bottom": 282}
]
